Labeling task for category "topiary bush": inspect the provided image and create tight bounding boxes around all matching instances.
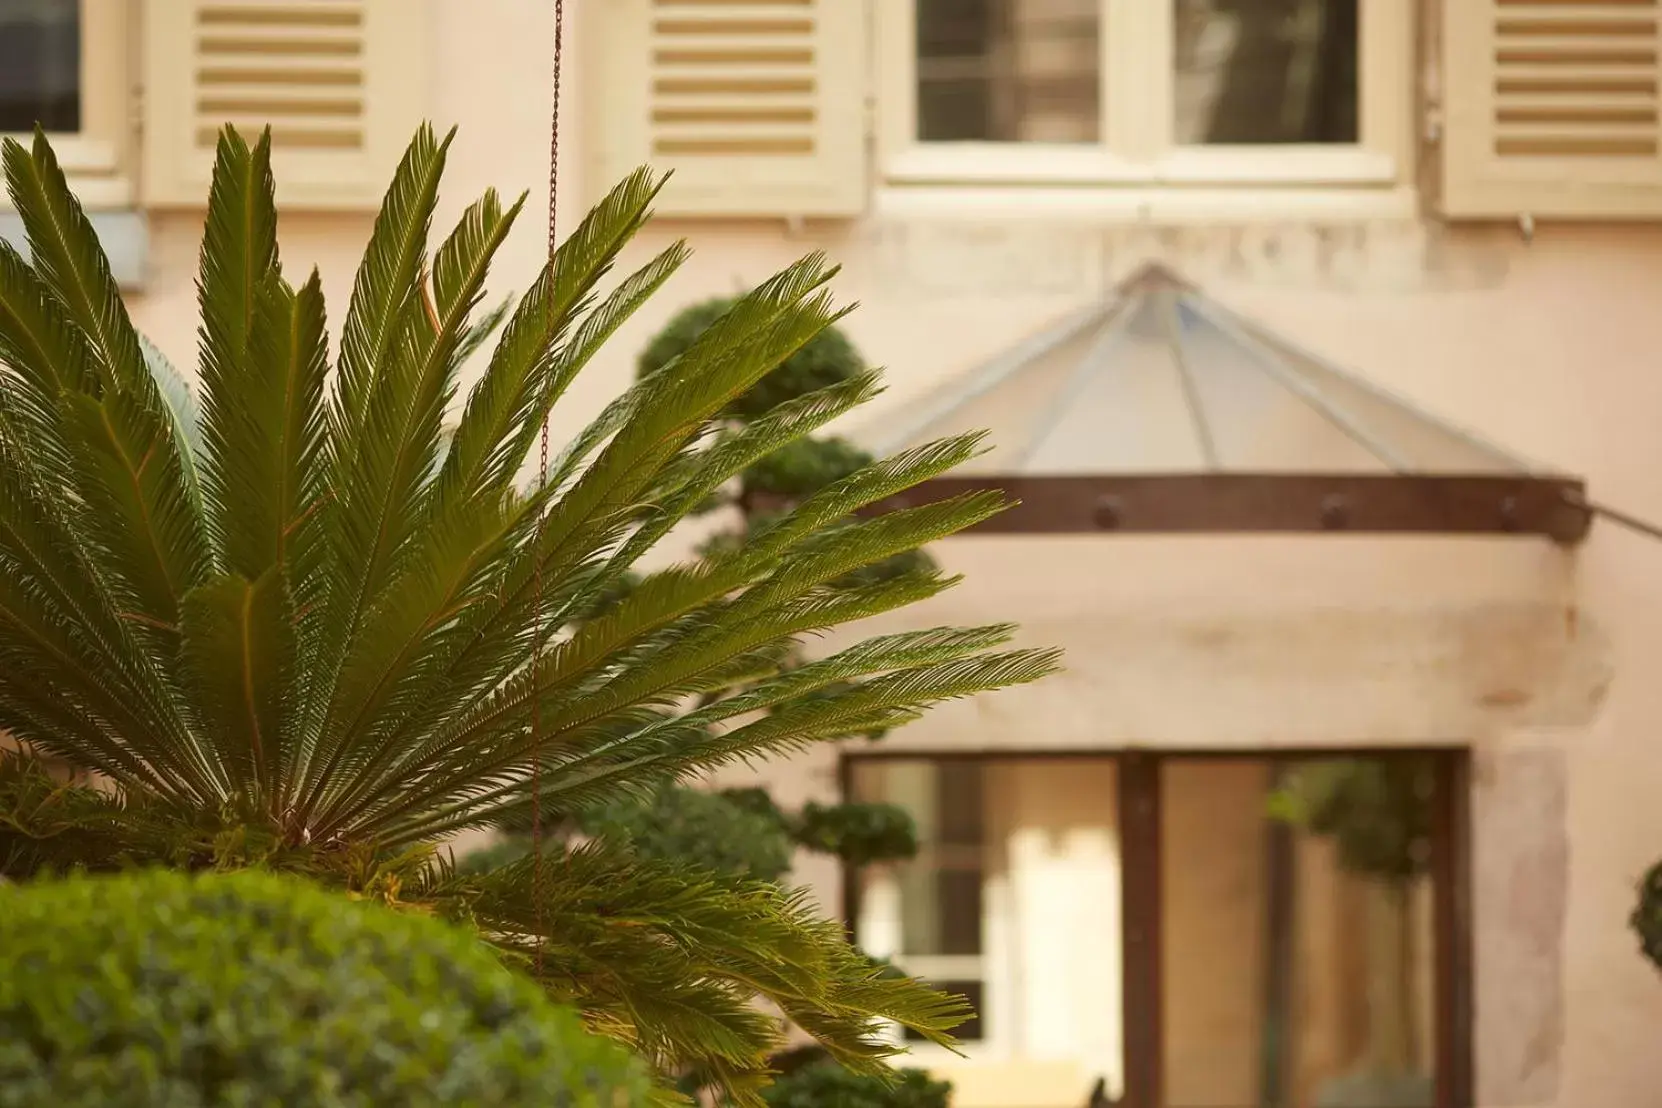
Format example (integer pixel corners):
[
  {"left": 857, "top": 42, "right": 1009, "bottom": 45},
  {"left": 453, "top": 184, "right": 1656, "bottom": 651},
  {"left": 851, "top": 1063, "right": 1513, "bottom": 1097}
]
[
  {"left": 638, "top": 296, "right": 865, "bottom": 421},
  {"left": 579, "top": 783, "right": 797, "bottom": 882},
  {"left": 742, "top": 436, "right": 874, "bottom": 500},
  {"left": 760, "top": 1061, "right": 951, "bottom": 1108},
  {"left": 0, "top": 869, "right": 651, "bottom": 1108},
  {"left": 794, "top": 800, "right": 920, "bottom": 869},
  {"left": 1632, "top": 858, "right": 1662, "bottom": 971}
]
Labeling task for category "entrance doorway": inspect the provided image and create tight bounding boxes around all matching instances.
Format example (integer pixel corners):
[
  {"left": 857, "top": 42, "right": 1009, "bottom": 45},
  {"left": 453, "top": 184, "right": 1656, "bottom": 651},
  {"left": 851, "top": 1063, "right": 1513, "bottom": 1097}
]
[{"left": 845, "top": 751, "right": 1471, "bottom": 1108}]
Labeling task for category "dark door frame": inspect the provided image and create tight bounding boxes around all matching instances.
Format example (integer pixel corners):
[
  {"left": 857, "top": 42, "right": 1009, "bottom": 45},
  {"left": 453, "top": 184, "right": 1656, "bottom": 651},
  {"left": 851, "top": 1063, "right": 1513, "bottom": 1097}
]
[{"left": 839, "top": 747, "right": 1475, "bottom": 1108}]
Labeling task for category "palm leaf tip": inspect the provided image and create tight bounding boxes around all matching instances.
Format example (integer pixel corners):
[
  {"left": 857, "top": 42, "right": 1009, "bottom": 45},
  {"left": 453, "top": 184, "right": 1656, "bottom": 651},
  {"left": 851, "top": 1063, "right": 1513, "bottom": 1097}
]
[{"left": 5, "top": 124, "right": 211, "bottom": 627}]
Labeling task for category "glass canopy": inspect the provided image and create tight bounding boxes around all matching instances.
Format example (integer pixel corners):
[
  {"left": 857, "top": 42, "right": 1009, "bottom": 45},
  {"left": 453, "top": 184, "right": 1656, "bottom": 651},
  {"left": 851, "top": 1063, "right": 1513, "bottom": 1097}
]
[{"left": 865, "top": 265, "right": 1544, "bottom": 480}]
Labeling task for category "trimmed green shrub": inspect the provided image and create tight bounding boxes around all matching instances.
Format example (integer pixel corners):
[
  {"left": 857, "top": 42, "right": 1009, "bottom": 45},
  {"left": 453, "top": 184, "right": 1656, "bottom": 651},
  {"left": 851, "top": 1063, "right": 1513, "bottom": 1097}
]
[
  {"left": 794, "top": 801, "right": 919, "bottom": 869},
  {"left": 0, "top": 869, "right": 650, "bottom": 1107},
  {"left": 742, "top": 437, "right": 874, "bottom": 500},
  {"left": 760, "top": 1061, "right": 951, "bottom": 1108},
  {"left": 580, "top": 784, "right": 797, "bottom": 882},
  {"left": 637, "top": 296, "right": 865, "bottom": 420},
  {"left": 1633, "top": 858, "right": 1662, "bottom": 971}
]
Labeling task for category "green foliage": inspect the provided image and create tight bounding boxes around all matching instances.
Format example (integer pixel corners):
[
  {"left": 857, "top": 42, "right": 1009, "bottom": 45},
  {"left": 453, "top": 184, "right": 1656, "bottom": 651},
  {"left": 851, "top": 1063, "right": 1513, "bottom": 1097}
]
[
  {"left": 744, "top": 437, "right": 874, "bottom": 500},
  {"left": 454, "top": 784, "right": 794, "bottom": 879},
  {"left": 464, "top": 784, "right": 919, "bottom": 881},
  {"left": 582, "top": 784, "right": 797, "bottom": 882},
  {"left": 443, "top": 848, "right": 972, "bottom": 1095},
  {"left": 0, "top": 122, "right": 1058, "bottom": 1101},
  {"left": 632, "top": 296, "right": 942, "bottom": 883},
  {"left": 454, "top": 832, "right": 556, "bottom": 877},
  {"left": 760, "top": 1062, "right": 951, "bottom": 1108},
  {"left": 796, "top": 800, "right": 920, "bottom": 868},
  {"left": 1267, "top": 759, "right": 1435, "bottom": 883},
  {"left": 719, "top": 784, "right": 793, "bottom": 826},
  {"left": 0, "top": 755, "right": 129, "bottom": 876},
  {"left": 639, "top": 296, "right": 865, "bottom": 421},
  {"left": 0, "top": 869, "right": 649, "bottom": 1107},
  {"left": 1632, "top": 859, "right": 1662, "bottom": 973}
]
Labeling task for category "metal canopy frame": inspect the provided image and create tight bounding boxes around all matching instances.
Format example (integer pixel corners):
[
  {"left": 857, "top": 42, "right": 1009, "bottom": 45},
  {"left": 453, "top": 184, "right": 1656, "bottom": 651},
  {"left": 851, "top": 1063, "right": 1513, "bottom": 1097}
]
[{"left": 852, "top": 264, "right": 1592, "bottom": 543}]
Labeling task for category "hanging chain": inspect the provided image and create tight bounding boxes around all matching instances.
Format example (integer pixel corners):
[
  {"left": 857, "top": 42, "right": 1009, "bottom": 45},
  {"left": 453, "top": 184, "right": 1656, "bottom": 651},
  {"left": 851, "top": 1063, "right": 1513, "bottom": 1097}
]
[{"left": 531, "top": 0, "right": 566, "bottom": 978}]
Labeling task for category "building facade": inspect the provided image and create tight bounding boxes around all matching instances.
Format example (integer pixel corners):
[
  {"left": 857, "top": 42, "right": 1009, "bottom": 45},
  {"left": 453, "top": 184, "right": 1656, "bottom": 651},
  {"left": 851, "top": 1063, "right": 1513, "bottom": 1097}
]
[{"left": 5, "top": 2, "right": 1662, "bottom": 1106}]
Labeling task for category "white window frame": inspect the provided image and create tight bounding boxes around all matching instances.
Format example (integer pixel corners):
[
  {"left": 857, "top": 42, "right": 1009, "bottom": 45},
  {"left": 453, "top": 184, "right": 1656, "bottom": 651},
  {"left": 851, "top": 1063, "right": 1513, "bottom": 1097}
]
[
  {"left": 1, "top": 0, "right": 135, "bottom": 210},
  {"left": 853, "top": 760, "right": 1007, "bottom": 1061},
  {"left": 892, "top": 838, "right": 992, "bottom": 1056},
  {"left": 875, "top": 0, "right": 1416, "bottom": 219},
  {"left": 858, "top": 864, "right": 1007, "bottom": 1063}
]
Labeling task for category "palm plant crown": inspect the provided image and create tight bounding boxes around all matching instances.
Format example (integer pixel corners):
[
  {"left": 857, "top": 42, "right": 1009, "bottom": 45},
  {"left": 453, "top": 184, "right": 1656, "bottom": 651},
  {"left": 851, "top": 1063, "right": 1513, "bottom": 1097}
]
[{"left": 0, "top": 123, "right": 1058, "bottom": 1100}]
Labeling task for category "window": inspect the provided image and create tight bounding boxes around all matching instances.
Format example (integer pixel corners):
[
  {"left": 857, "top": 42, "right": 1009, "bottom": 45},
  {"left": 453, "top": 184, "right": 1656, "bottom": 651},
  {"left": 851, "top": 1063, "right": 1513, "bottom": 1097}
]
[
  {"left": 1172, "top": 0, "right": 1358, "bottom": 146},
  {"left": 915, "top": 0, "right": 1101, "bottom": 144},
  {"left": 0, "top": 0, "right": 80, "bottom": 133},
  {"left": 1160, "top": 757, "right": 1442, "bottom": 1108},
  {"left": 879, "top": 0, "right": 1411, "bottom": 191},
  {"left": 854, "top": 760, "right": 990, "bottom": 1043},
  {"left": 0, "top": 0, "right": 133, "bottom": 209},
  {"left": 847, "top": 752, "right": 1470, "bottom": 1108}
]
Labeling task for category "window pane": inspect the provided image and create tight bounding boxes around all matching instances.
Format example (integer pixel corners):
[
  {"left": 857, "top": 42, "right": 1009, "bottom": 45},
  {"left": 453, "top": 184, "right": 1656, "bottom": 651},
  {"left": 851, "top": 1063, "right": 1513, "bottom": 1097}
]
[
  {"left": 1161, "top": 757, "right": 1438, "bottom": 1108},
  {"left": 937, "top": 760, "right": 985, "bottom": 845},
  {"left": 930, "top": 868, "right": 984, "bottom": 955},
  {"left": 0, "top": 0, "right": 80, "bottom": 134},
  {"left": 916, "top": 0, "right": 1100, "bottom": 143},
  {"left": 1173, "top": 0, "right": 1358, "bottom": 145},
  {"left": 854, "top": 758, "right": 1123, "bottom": 1091},
  {"left": 856, "top": 761, "right": 987, "bottom": 957}
]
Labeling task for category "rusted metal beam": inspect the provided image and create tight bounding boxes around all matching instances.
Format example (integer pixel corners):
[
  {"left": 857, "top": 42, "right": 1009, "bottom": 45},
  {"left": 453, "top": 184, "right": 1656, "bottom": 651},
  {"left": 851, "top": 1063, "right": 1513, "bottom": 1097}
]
[{"left": 818, "top": 473, "right": 1593, "bottom": 543}]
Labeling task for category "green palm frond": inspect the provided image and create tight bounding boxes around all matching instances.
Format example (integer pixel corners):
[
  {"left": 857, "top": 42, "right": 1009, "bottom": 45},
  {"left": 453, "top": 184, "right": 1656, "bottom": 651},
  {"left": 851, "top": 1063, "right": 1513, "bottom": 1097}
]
[
  {"left": 4, "top": 131, "right": 210, "bottom": 629},
  {"left": 138, "top": 332, "right": 205, "bottom": 493},
  {"left": 432, "top": 844, "right": 971, "bottom": 1090},
  {"left": 0, "top": 754, "right": 128, "bottom": 875},
  {"left": 330, "top": 123, "right": 451, "bottom": 471},
  {"left": 0, "top": 123, "right": 1062, "bottom": 1102},
  {"left": 451, "top": 290, "right": 514, "bottom": 369},
  {"left": 0, "top": 241, "right": 86, "bottom": 477},
  {"left": 178, "top": 569, "right": 294, "bottom": 807}
]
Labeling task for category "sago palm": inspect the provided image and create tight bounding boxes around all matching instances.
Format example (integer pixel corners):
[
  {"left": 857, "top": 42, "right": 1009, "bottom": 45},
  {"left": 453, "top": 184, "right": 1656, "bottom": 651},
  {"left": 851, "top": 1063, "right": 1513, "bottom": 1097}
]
[{"left": 0, "top": 124, "right": 1057, "bottom": 1099}]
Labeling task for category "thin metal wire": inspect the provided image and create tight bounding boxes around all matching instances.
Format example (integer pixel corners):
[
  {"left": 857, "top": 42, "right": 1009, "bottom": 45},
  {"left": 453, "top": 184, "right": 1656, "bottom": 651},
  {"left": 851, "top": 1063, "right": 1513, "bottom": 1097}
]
[
  {"left": 531, "top": 0, "right": 566, "bottom": 978},
  {"left": 1564, "top": 490, "right": 1662, "bottom": 544}
]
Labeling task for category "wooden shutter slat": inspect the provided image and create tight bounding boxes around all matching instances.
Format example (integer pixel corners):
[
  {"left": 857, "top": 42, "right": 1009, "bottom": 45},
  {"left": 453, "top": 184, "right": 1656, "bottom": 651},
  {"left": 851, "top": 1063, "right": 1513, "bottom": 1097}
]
[
  {"left": 589, "top": 0, "right": 869, "bottom": 218},
  {"left": 144, "top": 0, "right": 428, "bottom": 210},
  {"left": 1442, "top": 0, "right": 1662, "bottom": 218}
]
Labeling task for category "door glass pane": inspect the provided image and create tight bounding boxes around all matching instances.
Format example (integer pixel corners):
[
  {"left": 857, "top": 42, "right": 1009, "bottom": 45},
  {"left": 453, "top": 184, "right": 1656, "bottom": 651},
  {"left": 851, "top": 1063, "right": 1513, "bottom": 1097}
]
[
  {"left": 853, "top": 760, "right": 990, "bottom": 1042},
  {"left": 853, "top": 758, "right": 1124, "bottom": 1089},
  {"left": 1162, "top": 757, "right": 1438, "bottom": 1108},
  {"left": 872, "top": 761, "right": 987, "bottom": 957},
  {"left": 916, "top": 0, "right": 1101, "bottom": 143},
  {"left": 0, "top": 0, "right": 80, "bottom": 133},
  {"left": 937, "top": 760, "right": 985, "bottom": 845},
  {"left": 1173, "top": 0, "right": 1358, "bottom": 144}
]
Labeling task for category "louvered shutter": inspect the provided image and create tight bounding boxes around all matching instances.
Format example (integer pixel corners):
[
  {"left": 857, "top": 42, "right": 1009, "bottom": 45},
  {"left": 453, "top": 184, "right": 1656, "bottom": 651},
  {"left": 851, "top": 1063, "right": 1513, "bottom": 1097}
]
[
  {"left": 1443, "top": 0, "right": 1662, "bottom": 218},
  {"left": 142, "top": 0, "right": 429, "bottom": 209},
  {"left": 589, "top": 0, "right": 869, "bottom": 217}
]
